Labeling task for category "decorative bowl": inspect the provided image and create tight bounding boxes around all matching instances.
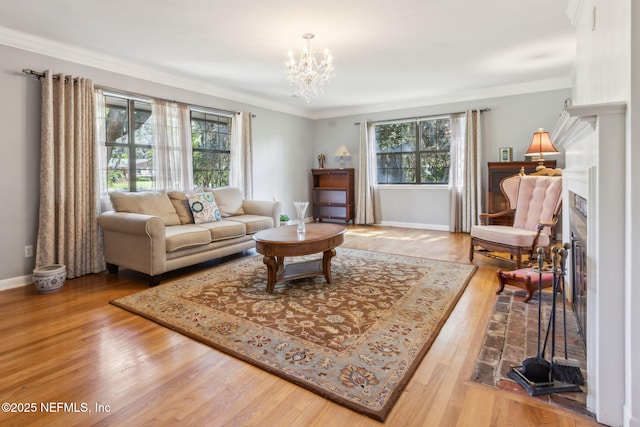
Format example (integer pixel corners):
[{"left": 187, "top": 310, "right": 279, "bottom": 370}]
[{"left": 33, "top": 264, "right": 66, "bottom": 293}]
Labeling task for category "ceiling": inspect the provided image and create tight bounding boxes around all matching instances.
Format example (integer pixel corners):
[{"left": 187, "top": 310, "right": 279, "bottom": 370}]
[{"left": 0, "top": 0, "right": 576, "bottom": 119}]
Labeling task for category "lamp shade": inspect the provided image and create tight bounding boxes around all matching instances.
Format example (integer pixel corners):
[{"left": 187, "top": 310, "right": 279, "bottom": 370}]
[
  {"left": 334, "top": 145, "right": 350, "bottom": 157},
  {"left": 524, "top": 128, "right": 559, "bottom": 157}
]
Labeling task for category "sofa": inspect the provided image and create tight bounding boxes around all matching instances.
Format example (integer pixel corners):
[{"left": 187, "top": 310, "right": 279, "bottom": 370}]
[{"left": 98, "top": 187, "right": 281, "bottom": 284}]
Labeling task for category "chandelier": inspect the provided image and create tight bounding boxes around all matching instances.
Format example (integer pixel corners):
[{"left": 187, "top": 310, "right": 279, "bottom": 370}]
[{"left": 285, "top": 33, "right": 334, "bottom": 102}]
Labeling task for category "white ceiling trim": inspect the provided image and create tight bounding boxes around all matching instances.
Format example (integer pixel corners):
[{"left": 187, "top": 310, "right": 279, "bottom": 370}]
[
  {"left": 0, "top": 26, "right": 310, "bottom": 118},
  {"left": 1, "top": 24, "right": 571, "bottom": 121}
]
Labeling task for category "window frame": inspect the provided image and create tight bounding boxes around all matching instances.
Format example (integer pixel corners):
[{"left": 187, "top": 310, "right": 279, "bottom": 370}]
[
  {"left": 100, "top": 91, "right": 235, "bottom": 193},
  {"left": 373, "top": 115, "right": 451, "bottom": 185}
]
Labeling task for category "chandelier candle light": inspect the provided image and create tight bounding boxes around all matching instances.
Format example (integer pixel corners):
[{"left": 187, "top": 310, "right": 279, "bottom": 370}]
[{"left": 285, "top": 33, "right": 334, "bottom": 102}]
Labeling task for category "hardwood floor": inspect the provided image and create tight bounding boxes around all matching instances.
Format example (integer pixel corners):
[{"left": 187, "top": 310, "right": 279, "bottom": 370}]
[{"left": 0, "top": 226, "right": 600, "bottom": 426}]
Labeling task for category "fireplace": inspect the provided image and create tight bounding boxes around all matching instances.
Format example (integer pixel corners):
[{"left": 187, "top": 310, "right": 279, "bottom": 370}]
[
  {"left": 569, "top": 191, "right": 587, "bottom": 347},
  {"left": 553, "top": 101, "right": 626, "bottom": 425}
]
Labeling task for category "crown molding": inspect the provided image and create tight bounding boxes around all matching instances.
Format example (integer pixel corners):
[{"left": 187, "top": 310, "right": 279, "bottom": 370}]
[
  {"left": 0, "top": 26, "right": 312, "bottom": 118},
  {"left": 0, "top": 25, "right": 573, "bottom": 121},
  {"left": 309, "top": 77, "right": 573, "bottom": 120}
]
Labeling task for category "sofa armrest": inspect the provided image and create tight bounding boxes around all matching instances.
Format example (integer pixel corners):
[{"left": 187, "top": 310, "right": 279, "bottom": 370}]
[
  {"left": 98, "top": 211, "right": 167, "bottom": 276},
  {"left": 242, "top": 200, "right": 282, "bottom": 225},
  {"left": 98, "top": 211, "right": 165, "bottom": 237}
]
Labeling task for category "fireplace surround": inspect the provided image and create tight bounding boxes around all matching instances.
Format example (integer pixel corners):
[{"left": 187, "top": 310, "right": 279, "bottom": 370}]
[{"left": 552, "top": 101, "right": 626, "bottom": 425}]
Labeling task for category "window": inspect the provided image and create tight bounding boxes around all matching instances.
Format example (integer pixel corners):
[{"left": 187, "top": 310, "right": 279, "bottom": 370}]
[
  {"left": 100, "top": 93, "right": 233, "bottom": 192},
  {"left": 374, "top": 117, "right": 451, "bottom": 184},
  {"left": 103, "top": 95, "right": 154, "bottom": 192},
  {"left": 190, "top": 111, "right": 231, "bottom": 188}
]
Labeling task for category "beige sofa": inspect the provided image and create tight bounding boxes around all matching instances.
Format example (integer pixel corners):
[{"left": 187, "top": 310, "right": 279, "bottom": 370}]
[{"left": 98, "top": 187, "right": 281, "bottom": 285}]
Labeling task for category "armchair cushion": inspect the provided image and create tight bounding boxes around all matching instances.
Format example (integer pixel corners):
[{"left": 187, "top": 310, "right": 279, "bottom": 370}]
[
  {"left": 470, "top": 225, "right": 551, "bottom": 248},
  {"left": 513, "top": 175, "right": 562, "bottom": 233}
]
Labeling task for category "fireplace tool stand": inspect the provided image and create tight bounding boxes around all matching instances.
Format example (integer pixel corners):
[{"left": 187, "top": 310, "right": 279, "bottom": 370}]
[{"left": 508, "top": 245, "right": 583, "bottom": 396}]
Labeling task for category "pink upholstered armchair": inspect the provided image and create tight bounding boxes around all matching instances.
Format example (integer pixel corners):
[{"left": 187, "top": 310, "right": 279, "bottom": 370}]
[{"left": 469, "top": 168, "right": 562, "bottom": 268}]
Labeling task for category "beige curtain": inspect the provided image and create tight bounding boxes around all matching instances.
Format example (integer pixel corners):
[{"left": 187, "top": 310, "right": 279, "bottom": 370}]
[
  {"left": 355, "top": 121, "right": 377, "bottom": 224},
  {"left": 152, "top": 100, "right": 193, "bottom": 191},
  {"left": 449, "top": 109, "right": 483, "bottom": 232},
  {"left": 35, "top": 71, "right": 104, "bottom": 278},
  {"left": 230, "top": 111, "right": 253, "bottom": 198}
]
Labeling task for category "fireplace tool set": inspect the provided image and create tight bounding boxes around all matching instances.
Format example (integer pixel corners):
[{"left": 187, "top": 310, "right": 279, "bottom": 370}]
[{"left": 509, "top": 244, "right": 585, "bottom": 396}]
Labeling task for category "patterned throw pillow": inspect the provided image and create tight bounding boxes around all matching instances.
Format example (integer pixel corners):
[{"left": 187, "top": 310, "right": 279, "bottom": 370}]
[{"left": 186, "top": 192, "right": 221, "bottom": 224}]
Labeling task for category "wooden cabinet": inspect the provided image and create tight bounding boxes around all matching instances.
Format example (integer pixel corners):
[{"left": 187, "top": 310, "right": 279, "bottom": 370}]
[
  {"left": 312, "top": 168, "right": 355, "bottom": 223},
  {"left": 487, "top": 161, "right": 556, "bottom": 225}
]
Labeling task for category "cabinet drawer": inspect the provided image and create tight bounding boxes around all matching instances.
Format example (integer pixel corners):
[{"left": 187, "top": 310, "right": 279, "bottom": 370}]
[
  {"left": 314, "top": 189, "right": 347, "bottom": 204},
  {"left": 314, "top": 205, "right": 350, "bottom": 220}
]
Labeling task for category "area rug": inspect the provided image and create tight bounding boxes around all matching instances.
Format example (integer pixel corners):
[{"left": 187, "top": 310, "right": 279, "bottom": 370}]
[
  {"left": 111, "top": 247, "right": 476, "bottom": 421},
  {"left": 472, "top": 288, "right": 592, "bottom": 418}
]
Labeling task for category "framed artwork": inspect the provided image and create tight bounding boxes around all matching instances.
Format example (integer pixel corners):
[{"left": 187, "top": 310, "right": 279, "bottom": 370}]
[{"left": 499, "top": 147, "right": 513, "bottom": 162}]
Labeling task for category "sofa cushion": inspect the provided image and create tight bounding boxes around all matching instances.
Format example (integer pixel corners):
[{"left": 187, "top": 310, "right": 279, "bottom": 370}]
[
  {"left": 194, "top": 219, "right": 246, "bottom": 242},
  {"left": 168, "top": 191, "right": 196, "bottom": 224},
  {"left": 225, "top": 215, "right": 274, "bottom": 234},
  {"left": 186, "top": 192, "right": 221, "bottom": 224},
  {"left": 208, "top": 187, "right": 245, "bottom": 217},
  {"left": 165, "top": 225, "right": 212, "bottom": 252},
  {"left": 109, "top": 191, "right": 180, "bottom": 226}
]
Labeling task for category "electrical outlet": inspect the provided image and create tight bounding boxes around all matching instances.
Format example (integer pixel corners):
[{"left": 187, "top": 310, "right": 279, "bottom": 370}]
[{"left": 24, "top": 245, "right": 33, "bottom": 258}]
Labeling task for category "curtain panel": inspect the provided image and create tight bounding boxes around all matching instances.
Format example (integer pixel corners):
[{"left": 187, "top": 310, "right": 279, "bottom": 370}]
[
  {"left": 152, "top": 100, "right": 193, "bottom": 191},
  {"left": 449, "top": 109, "right": 483, "bottom": 233},
  {"left": 355, "top": 121, "right": 377, "bottom": 225},
  {"left": 36, "top": 71, "right": 104, "bottom": 278},
  {"left": 230, "top": 111, "right": 253, "bottom": 199}
]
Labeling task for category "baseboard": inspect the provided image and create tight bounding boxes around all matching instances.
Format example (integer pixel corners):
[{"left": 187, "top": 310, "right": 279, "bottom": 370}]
[
  {"left": 0, "top": 274, "right": 32, "bottom": 292},
  {"left": 376, "top": 221, "right": 449, "bottom": 231}
]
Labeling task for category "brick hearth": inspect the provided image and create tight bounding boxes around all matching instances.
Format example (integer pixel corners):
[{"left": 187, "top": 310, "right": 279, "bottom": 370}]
[{"left": 473, "top": 288, "right": 592, "bottom": 417}]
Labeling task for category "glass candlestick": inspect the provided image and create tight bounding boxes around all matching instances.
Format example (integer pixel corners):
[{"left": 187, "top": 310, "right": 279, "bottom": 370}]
[{"left": 293, "top": 201, "right": 309, "bottom": 234}]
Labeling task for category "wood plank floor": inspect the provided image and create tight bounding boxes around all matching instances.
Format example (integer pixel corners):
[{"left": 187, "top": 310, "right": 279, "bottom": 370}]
[{"left": 0, "top": 226, "right": 600, "bottom": 426}]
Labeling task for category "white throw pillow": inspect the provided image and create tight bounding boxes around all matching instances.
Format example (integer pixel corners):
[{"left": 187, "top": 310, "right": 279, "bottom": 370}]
[{"left": 186, "top": 192, "right": 221, "bottom": 224}]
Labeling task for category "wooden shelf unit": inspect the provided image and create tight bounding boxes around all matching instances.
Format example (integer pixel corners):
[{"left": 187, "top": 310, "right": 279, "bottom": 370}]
[
  {"left": 312, "top": 168, "right": 355, "bottom": 224},
  {"left": 487, "top": 161, "right": 556, "bottom": 225}
]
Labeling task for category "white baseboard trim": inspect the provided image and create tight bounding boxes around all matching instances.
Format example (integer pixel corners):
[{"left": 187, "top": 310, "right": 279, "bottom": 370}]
[
  {"left": 0, "top": 274, "right": 32, "bottom": 292},
  {"left": 376, "top": 221, "right": 450, "bottom": 231}
]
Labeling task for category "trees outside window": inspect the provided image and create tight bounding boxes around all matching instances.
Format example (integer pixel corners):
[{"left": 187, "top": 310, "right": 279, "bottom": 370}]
[
  {"left": 190, "top": 111, "right": 231, "bottom": 188},
  {"left": 375, "top": 118, "right": 451, "bottom": 184},
  {"left": 101, "top": 94, "right": 233, "bottom": 192}
]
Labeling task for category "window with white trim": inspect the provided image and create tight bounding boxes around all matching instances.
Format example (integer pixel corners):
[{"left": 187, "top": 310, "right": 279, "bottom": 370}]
[{"left": 374, "top": 117, "right": 451, "bottom": 184}]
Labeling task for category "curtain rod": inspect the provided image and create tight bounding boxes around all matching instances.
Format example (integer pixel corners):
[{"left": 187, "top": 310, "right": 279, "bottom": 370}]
[
  {"left": 353, "top": 108, "right": 490, "bottom": 126},
  {"left": 22, "top": 68, "right": 247, "bottom": 117}
]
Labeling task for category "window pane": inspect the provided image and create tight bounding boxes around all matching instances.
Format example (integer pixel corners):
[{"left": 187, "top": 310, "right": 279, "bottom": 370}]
[
  {"left": 106, "top": 145, "right": 130, "bottom": 192},
  {"left": 375, "top": 123, "right": 416, "bottom": 153},
  {"left": 376, "top": 153, "right": 416, "bottom": 184},
  {"left": 105, "top": 96, "right": 128, "bottom": 144},
  {"left": 191, "top": 111, "right": 232, "bottom": 188},
  {"left": 420, "top": 152, "right": 450, "bottom": 184},
  {"left": 133, "top": 101, "right": 153, "bottom": 146},
  {"left": 193, "top": 151, "right": 230, "bottom": 188},
  {"left": 419, "top": 119, "right": 450, "bottom": 151}
]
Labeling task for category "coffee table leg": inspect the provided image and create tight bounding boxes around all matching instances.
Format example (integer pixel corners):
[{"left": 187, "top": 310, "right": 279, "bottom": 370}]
[
  {"left": 263, "top": 256, "right": 278, "bottom": 293},
  {"left": 322, "top": 248, "right": 336, "bottom": 283}
]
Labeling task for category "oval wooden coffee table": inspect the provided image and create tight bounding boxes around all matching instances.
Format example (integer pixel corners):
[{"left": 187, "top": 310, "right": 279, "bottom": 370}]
[{"left": 253, "top": 223, "right": 346, "bottom": 293}]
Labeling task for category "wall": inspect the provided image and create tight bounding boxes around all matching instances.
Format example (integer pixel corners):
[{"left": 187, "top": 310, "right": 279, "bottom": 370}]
[
  {"left": 0, "top": 44, "right": 314, "bottom": 285},
  {"left": 313, "top": 89, "right": 571, "bottom": 228}
]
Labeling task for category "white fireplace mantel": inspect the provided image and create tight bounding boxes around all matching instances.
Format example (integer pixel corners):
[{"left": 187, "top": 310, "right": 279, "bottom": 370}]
[{"left": 552, "top": 101, "right": 626, "bottom": 426}]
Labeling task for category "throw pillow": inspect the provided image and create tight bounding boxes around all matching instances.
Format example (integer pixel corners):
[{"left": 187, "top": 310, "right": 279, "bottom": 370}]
[
  {"left": 208, "top": 187, "right": 245, "bottom": 217},
  {"left": 186, "top": 192, "right": 221, "bottom": 224},
  {"left": 109, "top": 191, "right": 180, "bottom": 226}
]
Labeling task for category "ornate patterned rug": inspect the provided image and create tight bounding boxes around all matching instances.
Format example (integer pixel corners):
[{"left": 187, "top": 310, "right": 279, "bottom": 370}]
[{"left": 111, "top": 248, "right": 477, "bottom": 421}]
